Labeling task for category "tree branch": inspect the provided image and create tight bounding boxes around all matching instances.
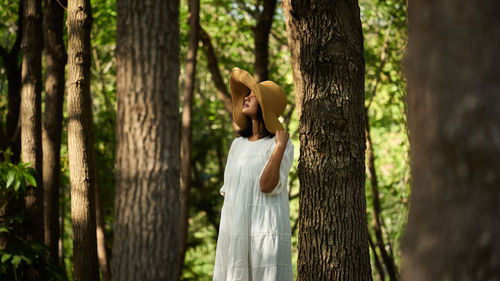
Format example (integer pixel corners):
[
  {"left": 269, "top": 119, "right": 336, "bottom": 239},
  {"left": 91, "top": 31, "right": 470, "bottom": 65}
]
[{"left": 198, "top": 25, "right": 233, "bottom": 117}]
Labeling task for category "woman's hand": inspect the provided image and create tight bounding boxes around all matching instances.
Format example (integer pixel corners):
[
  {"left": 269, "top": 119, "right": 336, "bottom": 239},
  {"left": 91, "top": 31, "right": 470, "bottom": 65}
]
[{"left": 275, "top": 130, "right": 289, "bottom": 148}]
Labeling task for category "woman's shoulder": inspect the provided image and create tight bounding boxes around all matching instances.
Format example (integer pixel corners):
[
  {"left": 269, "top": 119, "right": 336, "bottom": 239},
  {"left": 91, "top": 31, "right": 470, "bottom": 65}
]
[
  {"left": 233, "top": 136, "right": 244, "bottom": 144},
  {"left": 231, "top": 135, "right": 274, "bottom": 150},
  {"left": 229, "top": 136, "right": 247, "bottom": 148}
]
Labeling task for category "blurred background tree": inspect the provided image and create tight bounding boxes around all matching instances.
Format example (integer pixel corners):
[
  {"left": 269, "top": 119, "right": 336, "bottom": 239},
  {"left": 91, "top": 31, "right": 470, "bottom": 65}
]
[{"left": 0, "top": 0, "right": 409, "bottom": 280}]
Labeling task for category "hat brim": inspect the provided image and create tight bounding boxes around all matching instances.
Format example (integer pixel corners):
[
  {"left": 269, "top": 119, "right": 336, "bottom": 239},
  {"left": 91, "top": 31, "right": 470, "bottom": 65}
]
[
  {"left": 261, "top": 110, "right": 284, "bottom": 134},
  {"left": 229, "top": 67, "right": 284, "bottom": 134}
]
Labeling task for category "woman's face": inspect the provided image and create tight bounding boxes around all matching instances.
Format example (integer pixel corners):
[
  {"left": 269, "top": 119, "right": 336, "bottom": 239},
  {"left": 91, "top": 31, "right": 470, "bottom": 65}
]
[{"left": 241, "top": 90, "right": 259, "bottom": 117}]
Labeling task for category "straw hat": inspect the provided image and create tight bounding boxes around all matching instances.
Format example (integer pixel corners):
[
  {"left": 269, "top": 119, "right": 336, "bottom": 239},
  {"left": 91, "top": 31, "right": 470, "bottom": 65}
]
[{"left": 229, "top": 67, "right": 287, "bottom": 134}]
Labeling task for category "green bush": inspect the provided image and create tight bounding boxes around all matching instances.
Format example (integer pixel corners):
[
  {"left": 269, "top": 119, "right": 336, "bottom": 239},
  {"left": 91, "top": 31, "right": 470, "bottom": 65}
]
[{"left": 0, "top": 149, "right": 66, "bottom": 281}]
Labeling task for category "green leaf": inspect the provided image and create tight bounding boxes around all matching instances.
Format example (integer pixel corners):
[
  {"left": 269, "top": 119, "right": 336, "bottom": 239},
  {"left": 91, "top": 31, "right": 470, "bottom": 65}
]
[
  {"left": 14, "top": 178, "right": 21, "bottom": 192},
  {"left": 26, "top": 166, "right": 36, "bottom": 175},
  {"left": 20, "top": 255, "right": 32, "bottom": 265},
  {"left": 6, "top": 170, "right": 15, "bottom": 187},
  {"left": 25, "top": 173, "right": 37, "bottom": 187},
  {"left": 1, "top": 253, "right": 11, "bottom": 263},
  {"left": 11, "top": 255, "right": 21, "bottom": 267}
]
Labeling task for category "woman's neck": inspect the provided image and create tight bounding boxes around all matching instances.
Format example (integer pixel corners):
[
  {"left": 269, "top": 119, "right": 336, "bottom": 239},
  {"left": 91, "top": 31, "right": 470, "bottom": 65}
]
[{"left": 250, "top": 119, "right": 262, "bottom": 139}]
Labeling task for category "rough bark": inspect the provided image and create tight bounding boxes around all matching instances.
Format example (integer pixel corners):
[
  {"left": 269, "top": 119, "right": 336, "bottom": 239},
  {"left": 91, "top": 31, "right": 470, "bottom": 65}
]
[
  {"left": 21, "top": 0, "right": 44, "bottom": 250},
  {"left": 113, "top": 0, "right": 181, "bottom": 280},
  {"left": 20, "top": 0, "right": 44, "bottom": 279},
  {"left": 66, "top": 0, "right": 100, "bottom": 280},
  {"left": 178, "top": 0, "right": 199, "bottom": 277},
  {"left": 42, "top": 0, "right": 67, "bottom": 264},
  {"left": 401, "top": 0, "right": 500, "bottom": 280},
  {"left": 253, "top": 0, "right": 276, "bottom": 82},
  {"left": 283, "top": 0, "right": 372, "bottom": 280}
]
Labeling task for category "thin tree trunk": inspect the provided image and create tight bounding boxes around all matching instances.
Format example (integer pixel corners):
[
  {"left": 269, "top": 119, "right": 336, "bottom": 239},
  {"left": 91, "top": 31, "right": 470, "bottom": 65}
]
[
  {"left": 178, "top": 0, "right": 199, "bottom": 278},
  {"left": 20, "top": 0, "right": 44, "bottom": 279},
  {"left": 90, "top": 46, "right": 113, "bottom": 281},
  {"left": 112, "top": 0, "right": 181, "bottom": 280},
  {"left": 365, "top": 110, "right": 398, "bottom": 281},
  {"left": 90, "top": 45, "right": 113, "bottom": 281},
  {"left": 59, "top": 188, "right": 68, "bottom": 276},
  {"left": 364, "top": 31, "right": 399, "bottom": 280},
  {"left": 66, "top": 0, "right": 100, "bottom": 280},
  {"left": 401, "top": 0, "right": 500, "bottom": 280},
  {"left": 368, "top": 230, "right": 386, "bottom": 281},
  {"left": 283, "top": 1, "right": 372, "bottom": 280},
  {"left": 94, "top": 173, "right": 111, "bottom": 281},
  {"left": 42, "top": 0, "right": 67, "bottom": 265},
  {"left": 253, "top": 0, "right": 276, "bottom": 82}
]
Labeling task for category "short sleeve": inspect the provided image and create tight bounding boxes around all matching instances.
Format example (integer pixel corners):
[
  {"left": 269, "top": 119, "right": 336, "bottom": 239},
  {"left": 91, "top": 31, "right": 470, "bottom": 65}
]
[
  {"left": 219, "top": 138, "right": 239, "bottom": 197},
  {"left": 262, "top": 139, "right": 294, "bottom": 196}
]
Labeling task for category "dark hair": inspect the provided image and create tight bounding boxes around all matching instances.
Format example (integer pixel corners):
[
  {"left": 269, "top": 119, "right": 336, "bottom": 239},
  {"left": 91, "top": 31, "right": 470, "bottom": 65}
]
[{"left": 237, "top": 91, "right": 275, "bottom": 139}]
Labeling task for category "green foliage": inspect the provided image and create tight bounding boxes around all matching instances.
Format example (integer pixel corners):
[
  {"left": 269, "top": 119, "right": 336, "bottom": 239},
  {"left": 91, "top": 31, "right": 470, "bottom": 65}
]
[
  {"left": 0, "top": 150, "right": 66, "bottom": 281},
  {"left": 179, "top": 0, "right": 299, "bottom": 279},
  {"left": 0, "top": 0, "right": 20, "bottom": 124},
  {"left": 0, "top": 149, "right": 36, "bottom": 205},
  {"left": 0, "top": 0, "right": 19, "bottom": 51},
  {"left": 178, "top": 0, "right": 410, "bottom": 280},
  {"left": 90, "top": 0, "right": 117, "bottom": 263},
  {"left": 361, "top": 0, "right": 409, "bottom": 279},
  {"left": 0, "top": 238, "right": 66, "bottom": 281}
]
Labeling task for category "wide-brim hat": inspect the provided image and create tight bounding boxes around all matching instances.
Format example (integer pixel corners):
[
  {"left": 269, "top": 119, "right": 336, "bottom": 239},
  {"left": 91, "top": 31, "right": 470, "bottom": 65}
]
[{"left": 229, "top": 67, "right": 287, "bottom": 134}]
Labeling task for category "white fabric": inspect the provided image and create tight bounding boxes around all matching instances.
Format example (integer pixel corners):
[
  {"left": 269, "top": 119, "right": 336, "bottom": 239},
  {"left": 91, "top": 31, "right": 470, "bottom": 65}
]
[{"left": 213, "top": 136, "right": 294, "bottom": 281}]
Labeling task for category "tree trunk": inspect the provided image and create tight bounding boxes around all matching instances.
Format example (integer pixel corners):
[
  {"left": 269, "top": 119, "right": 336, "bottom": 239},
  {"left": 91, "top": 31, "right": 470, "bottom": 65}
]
[
  {"left": 366, "top": 110, "right": 398, "bottom": 281},
  {"left": 401, "top": 0, "right": 500, "bottom": 280},
  {"left": 283, "top": 1, "right": 372, "bottom": 280},
  {"left": 66, "top": 0, "right": 100, "bottom": 280},
  {"left": 90, "top": 127, "right": 111, "bottom": 281},
  {"left": 178, "top": 0, "right": 199, "bottom": 278},
  {"left": 113, "top": 0, "right": 181, "bottom": 280},
  {"left": 253, "top": 0, "right": 276, "bottom": 82},
  {"left": 42, "top": 0, "right": 67, "bottom": 265},
  {"left": 59, "top": 189, "right": 68, "bottom": 275},
  {"left": 20, "top": 0, "right": 44, "bottom": 279},
  {"left": 367, "top": 230, "right": 385, "bottom": 281},
  {"left": 95, "top": 163, "right": 111, "bottom": 281},
  {"left": 91, "top": 44, "right": 112, "bottom": 281},
  {"left": 21, "top": 0, "right": 44, "bottom": 233}
]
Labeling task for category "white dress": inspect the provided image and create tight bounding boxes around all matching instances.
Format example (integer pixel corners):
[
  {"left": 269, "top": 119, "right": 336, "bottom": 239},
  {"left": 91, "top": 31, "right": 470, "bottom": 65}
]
[{"left": 213, "top": 136, "right": 294, "bottom": 281}]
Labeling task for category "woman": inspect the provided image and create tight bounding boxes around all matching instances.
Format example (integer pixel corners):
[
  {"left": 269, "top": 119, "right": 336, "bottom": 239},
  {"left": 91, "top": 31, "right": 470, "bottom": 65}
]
[{"left": 213, "top": 67, "right": 294, "bottom": 281}]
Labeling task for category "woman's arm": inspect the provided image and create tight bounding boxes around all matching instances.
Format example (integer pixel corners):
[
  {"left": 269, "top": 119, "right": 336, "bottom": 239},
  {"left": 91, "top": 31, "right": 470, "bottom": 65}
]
[{"left": 259, "top": 131, "right": 289, "bottom": 193}]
